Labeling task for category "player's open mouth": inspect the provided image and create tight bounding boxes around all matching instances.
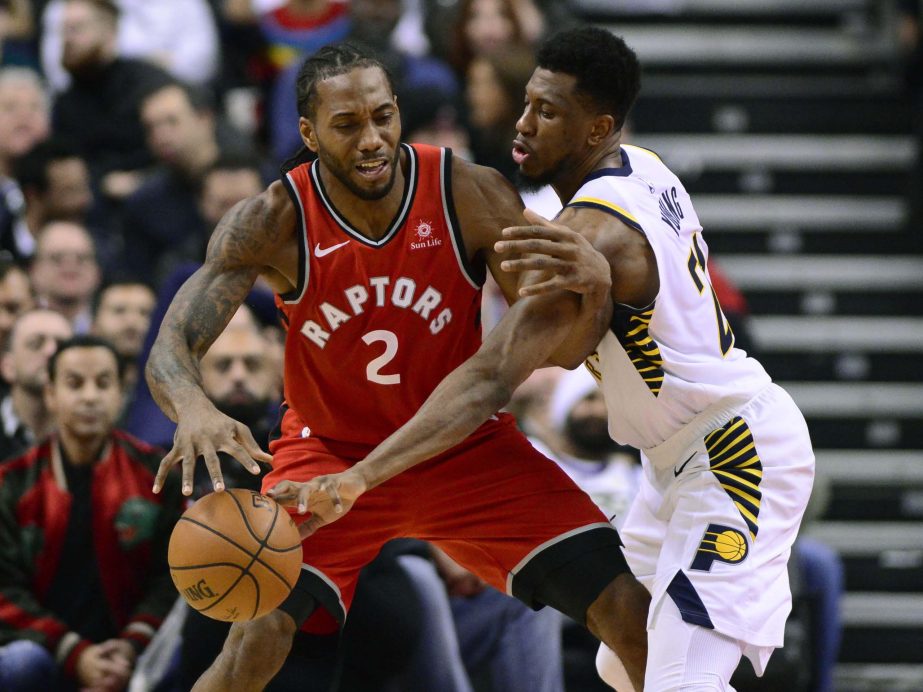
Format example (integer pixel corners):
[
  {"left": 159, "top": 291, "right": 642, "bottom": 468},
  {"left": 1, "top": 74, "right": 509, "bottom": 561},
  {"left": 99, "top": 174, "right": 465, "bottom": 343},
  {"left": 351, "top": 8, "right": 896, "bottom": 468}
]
[
  {"left": 511, "top": 141, "right": 531, "bottom": 165},
  {"left": 356, "top": 158, "right": 389, "bottom": 180}
]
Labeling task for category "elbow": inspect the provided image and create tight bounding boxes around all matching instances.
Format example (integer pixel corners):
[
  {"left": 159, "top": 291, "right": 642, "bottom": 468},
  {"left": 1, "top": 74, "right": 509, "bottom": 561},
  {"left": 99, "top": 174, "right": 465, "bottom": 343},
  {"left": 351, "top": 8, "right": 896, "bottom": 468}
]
[
  {"left": 547, "top": 351, "right": 588, "bottom": 370},
  {"left": 144, "top": 355, "right": 160, "bottom": 391}
]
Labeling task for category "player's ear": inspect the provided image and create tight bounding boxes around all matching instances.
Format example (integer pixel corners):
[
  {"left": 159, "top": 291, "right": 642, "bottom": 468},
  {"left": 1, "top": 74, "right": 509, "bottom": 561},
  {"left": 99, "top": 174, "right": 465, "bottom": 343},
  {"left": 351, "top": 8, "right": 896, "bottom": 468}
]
[
  {"left": 588, "top": 114, "right": 616, "bottom": 146},
  {"left": 299, "top": 117, "right": 319, "bottom": 153}
]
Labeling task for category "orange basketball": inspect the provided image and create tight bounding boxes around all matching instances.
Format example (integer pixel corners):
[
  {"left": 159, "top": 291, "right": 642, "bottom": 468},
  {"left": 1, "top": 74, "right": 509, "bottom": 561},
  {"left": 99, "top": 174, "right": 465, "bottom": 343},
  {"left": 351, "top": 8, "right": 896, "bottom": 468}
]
[{"left": 168, "top": 488, "right": 302, "bottom": 622}]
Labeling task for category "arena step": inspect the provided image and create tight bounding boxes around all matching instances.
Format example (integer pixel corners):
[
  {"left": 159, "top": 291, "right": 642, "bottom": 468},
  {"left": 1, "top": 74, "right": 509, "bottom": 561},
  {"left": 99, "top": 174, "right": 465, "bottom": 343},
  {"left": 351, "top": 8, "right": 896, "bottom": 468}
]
[
  {"left": 749, "top": 316, "right": 923, "bottom": 353},
  {"left": 834, "top": 663, "right": 923, "bottom": 692},
  {"left": 631, "top": 134, "right": 916, "bottom": 172},
  {"left": 605, "top": 25, "right": 894, "bottom": 68},
  {"left": 720, "top": 256, "right": 923, "bottom": 290},
  {"left": 804, "top": 522, "right": 923, "bottom": 554},
  {"left": 783, "top": 382, "right": 923, "bottom": 417},
  {"left": 694, "top": 195, "right": 907, "bottom": 232}
]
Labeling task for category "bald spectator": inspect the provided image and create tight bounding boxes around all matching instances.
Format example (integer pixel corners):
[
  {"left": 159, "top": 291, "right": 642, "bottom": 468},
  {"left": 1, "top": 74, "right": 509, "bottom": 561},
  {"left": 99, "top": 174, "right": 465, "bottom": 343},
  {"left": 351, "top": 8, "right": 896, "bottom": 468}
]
[
  {"left": 0, "top": 259, "right": 33, "bottom": 354},
  {"left": 29, "top": 221, "right": 101, "bottom": 334},
  {"left": 0, "top": 308, "right": 72, "bottom": 461},
  {"left": 91, "top": 280, "right": 154, "bottom": 402},
  {"left": 0, "top": 68, "right": 50, "bottom": 262},
  {"left": 50, "top": 0, "right": 172, "bottom": 199}
]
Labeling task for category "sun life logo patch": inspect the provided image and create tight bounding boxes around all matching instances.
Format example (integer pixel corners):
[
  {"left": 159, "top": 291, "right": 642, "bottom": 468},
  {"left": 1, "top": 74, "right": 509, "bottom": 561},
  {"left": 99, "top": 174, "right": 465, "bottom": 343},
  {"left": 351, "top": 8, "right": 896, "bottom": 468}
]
[
  {"left": 690, "top": 523, "right": 748, "bottom": 572},
  {"left": 410, "top": 219, "right": 442, "bottom": 250}
]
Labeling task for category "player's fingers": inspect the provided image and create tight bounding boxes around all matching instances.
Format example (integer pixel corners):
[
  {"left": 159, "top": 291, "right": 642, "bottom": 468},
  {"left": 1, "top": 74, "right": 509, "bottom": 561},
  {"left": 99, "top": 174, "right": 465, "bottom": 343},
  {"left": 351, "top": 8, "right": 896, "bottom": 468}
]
[
  {"left": 266, "top": 480, "right": 295, "bottom": 502},
  {"left": 500, "top": 224, "right": 555, "bottom": 241},
  {"left": 221, "top": 439, "right": 265, "bottom": 476},
  {"left": 201, "top": 447, "right": 225, "bottom": 493},
  {"left": 500, "top": 257, "right": 569, "bottom": 273},
  {"left": 297, "top": 485, "right": 312, "bottom": 514},
  {"left": 235, "top": 423, "right": 273, "bottom": 466},
  {"left": 315, "top": 479, "right": 343, "bottom": 514},
  {"left": 494, "top": 238, "right": 575, "bottom": 257},
  {"left": 518, "top": 276, "right": 566, "bottom": 297},
  {"left": 152, "top": 447, "right": 182, "bottom": 493}
]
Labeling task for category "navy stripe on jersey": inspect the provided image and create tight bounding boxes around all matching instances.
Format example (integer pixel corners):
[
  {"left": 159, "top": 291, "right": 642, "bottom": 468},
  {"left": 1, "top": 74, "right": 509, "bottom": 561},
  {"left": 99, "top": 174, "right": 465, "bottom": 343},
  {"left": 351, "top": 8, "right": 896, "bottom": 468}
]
[
  {"left": 309, "top": 143, "right": 418, "bottom": 248},
  {"left": 579, "top": 147, "right": 633, "bottom": 182},
  {"left": 279, "top": 174, "right": 309, "bottom": 304},
  {"left": 441, "top": 148, "right": 485, "bottom": 288}
]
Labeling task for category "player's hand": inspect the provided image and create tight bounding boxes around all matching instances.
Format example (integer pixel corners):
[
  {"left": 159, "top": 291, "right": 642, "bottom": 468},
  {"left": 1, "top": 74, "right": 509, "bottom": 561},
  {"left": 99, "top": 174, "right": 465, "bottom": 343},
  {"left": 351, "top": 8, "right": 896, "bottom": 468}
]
[
  {"left": 152, "top": 401, "right": 271, "bottom": 496},
  {"left": 495, "top": 208, "right": 612, "bottom": 298},
  {"left": 268, "top": 470, "right": 368, "bottom": 538}
]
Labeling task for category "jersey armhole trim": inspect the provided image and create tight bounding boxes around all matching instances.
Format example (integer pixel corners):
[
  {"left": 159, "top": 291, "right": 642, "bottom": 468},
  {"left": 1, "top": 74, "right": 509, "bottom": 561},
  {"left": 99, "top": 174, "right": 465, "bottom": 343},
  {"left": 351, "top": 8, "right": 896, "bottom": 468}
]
[
  {"left": 568, "top": 197, "right": 644, "bottom": 234},
  {"left": 279, "top": 172, "right": 309, "bottom": 304},
  {"left": 624, "top": 144, "right": 663, "bottom": 162},
  {"left": 441, "top": 148, "right": 485, "bottom": 288}
]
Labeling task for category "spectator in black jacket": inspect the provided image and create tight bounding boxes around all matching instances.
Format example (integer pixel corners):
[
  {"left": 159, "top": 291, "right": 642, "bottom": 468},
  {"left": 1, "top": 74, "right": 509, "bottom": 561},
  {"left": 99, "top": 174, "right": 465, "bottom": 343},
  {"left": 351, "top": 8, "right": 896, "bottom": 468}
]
[{"left": 51, "top": 0, "right": 172, "bottom": 201}]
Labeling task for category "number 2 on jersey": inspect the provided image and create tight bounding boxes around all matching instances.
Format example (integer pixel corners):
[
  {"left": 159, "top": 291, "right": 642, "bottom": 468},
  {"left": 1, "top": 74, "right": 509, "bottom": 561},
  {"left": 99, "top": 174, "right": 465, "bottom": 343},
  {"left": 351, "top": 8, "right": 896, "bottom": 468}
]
[
  {"left": 362, "top": 330, "right": 400, "bottom": 385},
  {"left": 686, "top": 233, "right": 735, "bottom": 356}
]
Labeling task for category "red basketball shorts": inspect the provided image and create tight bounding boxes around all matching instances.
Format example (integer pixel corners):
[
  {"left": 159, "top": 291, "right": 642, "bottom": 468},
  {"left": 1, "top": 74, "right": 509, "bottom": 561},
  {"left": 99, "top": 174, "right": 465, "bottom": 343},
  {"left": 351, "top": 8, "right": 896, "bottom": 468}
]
[{"left": 264, "top": 408, "right": 629, "bottom": 629}]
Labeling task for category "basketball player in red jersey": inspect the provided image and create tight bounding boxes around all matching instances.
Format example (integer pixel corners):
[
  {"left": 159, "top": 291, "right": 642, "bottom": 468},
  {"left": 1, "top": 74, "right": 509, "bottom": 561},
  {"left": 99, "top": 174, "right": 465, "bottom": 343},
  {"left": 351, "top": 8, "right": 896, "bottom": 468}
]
[{"left": 148, "top": 44, "right": 651, "bottom": 691}]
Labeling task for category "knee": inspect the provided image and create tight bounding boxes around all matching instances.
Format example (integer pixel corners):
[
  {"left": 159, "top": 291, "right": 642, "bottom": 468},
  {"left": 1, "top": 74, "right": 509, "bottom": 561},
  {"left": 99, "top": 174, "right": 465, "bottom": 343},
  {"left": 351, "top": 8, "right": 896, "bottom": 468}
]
[
  {"left": 588, "top": 571, "right": 650, "bottom": 643},
  {"left": 0, "top": 640, "right": 57, "bottom": 691}
]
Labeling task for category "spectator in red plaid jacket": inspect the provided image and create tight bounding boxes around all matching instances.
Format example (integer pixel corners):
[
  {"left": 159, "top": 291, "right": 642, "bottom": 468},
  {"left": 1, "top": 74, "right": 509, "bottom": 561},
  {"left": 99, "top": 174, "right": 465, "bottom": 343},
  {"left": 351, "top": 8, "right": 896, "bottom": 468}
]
[{"left": 0, "top": 335, "right": 182, "bottom": 691}]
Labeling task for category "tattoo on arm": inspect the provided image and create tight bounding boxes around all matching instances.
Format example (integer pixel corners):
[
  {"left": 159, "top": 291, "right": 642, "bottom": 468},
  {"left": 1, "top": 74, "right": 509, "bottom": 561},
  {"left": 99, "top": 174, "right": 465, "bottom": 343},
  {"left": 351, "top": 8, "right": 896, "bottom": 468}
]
[{"left": 146, "top": 193, "right": 281, "bottom": 420}]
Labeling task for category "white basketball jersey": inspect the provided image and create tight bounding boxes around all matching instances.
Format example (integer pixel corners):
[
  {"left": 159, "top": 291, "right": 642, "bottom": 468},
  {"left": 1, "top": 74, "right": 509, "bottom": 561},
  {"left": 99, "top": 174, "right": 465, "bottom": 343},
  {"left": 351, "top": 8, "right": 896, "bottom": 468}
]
[{"left": 578, "top": 145, "right": 771, "bottom": 457}]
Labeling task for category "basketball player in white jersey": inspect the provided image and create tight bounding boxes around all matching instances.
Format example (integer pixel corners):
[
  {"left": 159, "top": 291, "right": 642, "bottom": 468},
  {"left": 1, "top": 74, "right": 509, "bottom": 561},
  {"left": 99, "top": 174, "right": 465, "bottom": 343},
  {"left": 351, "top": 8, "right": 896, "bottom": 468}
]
[{"left": 271, "top": 27, "right": 815, "bottom": 691}]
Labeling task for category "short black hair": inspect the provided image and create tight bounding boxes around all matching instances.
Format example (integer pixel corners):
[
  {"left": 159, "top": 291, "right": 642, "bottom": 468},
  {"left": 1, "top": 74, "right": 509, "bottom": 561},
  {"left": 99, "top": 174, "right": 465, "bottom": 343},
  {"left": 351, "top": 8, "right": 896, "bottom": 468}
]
[
  {"left": 144, "top": 80, "right": 215, "bottom": 114},
  {"left": 48, "top": 335, "right": 125, "bottom": 383},
  {"left": 91, "top": 279, "right": 155, "bottom": 318},
  {"left": 205, "top": 151, "right": 264, "bottom": 179},
  {"left": 295, "top": 43, "right": 394, "bottom": 119},
  {"left": 13, "top": 139, "right": 85, "bottom": 195},
  {"left": 536, "top": 27, "right": 641, "bottom": 129},
  {"left": 0, "top": 255, "right": 26, "bottom": 282}
]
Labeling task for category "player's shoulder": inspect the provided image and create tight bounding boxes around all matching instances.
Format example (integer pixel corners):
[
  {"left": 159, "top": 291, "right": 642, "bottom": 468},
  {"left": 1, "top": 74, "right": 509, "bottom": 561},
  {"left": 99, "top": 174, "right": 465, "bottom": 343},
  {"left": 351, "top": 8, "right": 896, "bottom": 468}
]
[
  {"left": 206, "top": 181, "right": 296, "bottom": 263},
  {"left": 449, "top": 155, "right": 525, "bottom": 250},
  {"left": 450, "top": 155, "right": 520, "bottom": 206}
]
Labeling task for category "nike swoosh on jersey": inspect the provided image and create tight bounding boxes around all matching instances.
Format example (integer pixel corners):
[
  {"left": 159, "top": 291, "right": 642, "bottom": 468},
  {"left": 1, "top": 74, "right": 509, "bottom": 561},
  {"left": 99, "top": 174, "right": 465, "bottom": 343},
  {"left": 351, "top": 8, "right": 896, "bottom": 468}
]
[
  {"left": 673, "top": 452, "right": 697, "bottom": 477},
  {"left": 314, "top": 240, "right": 350, "bottom": 257}
]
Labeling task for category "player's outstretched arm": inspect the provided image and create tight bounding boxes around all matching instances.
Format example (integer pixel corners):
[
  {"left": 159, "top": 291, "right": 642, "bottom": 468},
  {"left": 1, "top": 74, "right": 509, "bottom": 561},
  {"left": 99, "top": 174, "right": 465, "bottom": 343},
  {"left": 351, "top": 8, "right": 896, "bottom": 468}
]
[
  {"left": 270, "top": 274, "right": 598, "bottom": 536},
  {"left": 148, "top": 184, "right": 293, "bottom": 495}
]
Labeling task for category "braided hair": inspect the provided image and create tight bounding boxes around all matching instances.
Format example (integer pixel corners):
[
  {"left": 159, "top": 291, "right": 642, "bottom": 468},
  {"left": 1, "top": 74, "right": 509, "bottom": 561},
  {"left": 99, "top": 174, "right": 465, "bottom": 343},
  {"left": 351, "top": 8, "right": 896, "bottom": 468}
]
[{"left": 281, "top": 43, "right": 395, "bottom": 174}]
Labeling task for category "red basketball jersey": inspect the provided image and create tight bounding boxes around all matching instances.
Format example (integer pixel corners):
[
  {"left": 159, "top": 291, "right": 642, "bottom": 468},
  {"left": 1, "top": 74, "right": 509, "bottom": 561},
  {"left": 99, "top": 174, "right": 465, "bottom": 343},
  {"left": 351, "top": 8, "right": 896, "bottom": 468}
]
[{"left": 276, "top": 144, "right": 485, "bottom": 446}]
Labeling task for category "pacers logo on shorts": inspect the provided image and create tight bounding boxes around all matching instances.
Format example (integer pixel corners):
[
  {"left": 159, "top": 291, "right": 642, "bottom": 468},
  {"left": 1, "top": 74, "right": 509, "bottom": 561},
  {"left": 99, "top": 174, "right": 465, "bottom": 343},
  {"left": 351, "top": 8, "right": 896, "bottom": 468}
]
[{"left": 690, "top": 523, "right": 748, "bottom": 572}]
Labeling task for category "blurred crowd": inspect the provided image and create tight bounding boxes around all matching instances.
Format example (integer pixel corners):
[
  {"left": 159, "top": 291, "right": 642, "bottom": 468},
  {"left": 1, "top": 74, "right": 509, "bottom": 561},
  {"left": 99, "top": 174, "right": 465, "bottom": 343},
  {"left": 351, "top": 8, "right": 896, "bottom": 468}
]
[{"left": 0, "top": 1, "right": 847, "bottom": 691}]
